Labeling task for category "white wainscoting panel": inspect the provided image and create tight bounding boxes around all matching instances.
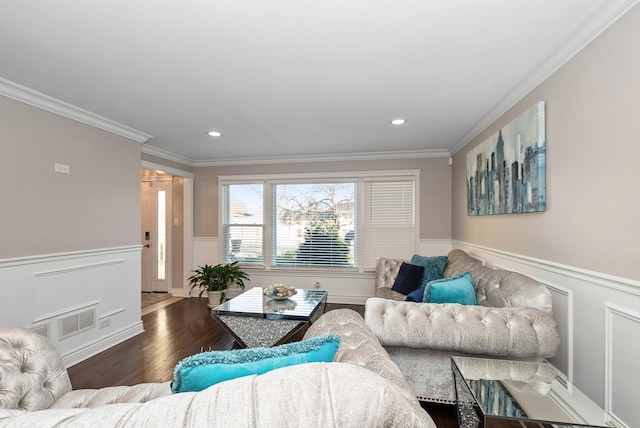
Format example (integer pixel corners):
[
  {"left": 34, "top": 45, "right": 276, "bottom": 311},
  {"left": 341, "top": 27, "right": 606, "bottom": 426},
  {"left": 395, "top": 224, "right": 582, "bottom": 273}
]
[
  {"left": 544, "top": 283, "right": 573, "bottom": 380},
  {"left": 605, "top": 304, "right": 640, "bottom": 427},
  {"left": 33, "top": 260, "right": 125, "bottom": 321},
  {"left": 0, "top": 246, "right": 144, "bottom": 367},
  {"left": 454, "top": 241, "right": 640, "bottom": 428}
]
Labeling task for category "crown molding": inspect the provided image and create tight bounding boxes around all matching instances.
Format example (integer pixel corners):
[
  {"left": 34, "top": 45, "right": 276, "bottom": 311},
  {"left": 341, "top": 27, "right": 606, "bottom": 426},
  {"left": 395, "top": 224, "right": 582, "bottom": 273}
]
[
  {"left": 450, "top": 0, "right": 640, "bottom": 155},
  {"left": 141, "top": 144, "right": 195, "bottom": 167},
  {"left": 0, "top": 77, "right": 152, "bottom": 143},
  {"left": 191, "top": 148, "right": 451, "bottom": 167}
]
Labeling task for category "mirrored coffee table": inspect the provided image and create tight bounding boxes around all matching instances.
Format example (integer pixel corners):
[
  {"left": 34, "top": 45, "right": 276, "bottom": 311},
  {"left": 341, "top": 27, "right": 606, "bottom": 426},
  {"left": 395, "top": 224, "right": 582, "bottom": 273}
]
[
  {"left": 211, "top": 286, "right": 328, "bottom": 348},
  {"left": 452, "top": 356, "right": 624, "bottom": 428}
]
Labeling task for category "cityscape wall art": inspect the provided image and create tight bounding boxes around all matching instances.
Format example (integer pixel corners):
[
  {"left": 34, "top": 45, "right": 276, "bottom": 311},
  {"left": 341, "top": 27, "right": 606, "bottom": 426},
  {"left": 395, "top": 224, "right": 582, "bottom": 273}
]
[{"left": 466, "top": 101, "right": 546, "bottom": 216}]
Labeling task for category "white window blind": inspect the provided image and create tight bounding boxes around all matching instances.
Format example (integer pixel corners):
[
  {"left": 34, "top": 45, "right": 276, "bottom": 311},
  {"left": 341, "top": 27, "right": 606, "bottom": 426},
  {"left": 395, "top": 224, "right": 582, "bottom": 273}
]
[
  {"left": 222, "top": 183, "right": 264, "bottom": 265},
  {"left": 362, "top": 179, "right": 416, "bottom": 269}
]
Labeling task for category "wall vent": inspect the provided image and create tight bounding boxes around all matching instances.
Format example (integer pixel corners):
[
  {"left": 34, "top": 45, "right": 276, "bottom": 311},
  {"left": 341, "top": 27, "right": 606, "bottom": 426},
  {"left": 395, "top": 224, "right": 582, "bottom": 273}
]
[
  {"left": 59, "top": 308, "right": 96, "bottom": 340},
  {"left": 30, "top": 323, "right": 49, "bottom": 339}
]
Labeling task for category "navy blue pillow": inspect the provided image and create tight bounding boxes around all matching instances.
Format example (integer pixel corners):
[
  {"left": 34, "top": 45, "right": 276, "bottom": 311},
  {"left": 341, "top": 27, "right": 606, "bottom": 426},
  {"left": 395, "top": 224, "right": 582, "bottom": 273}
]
[
  {"left": 406, "top": 285, "right": 426, "bottom": 302},
  {"left": 391, "top": 262, "right": 424, "bottom": 295}
]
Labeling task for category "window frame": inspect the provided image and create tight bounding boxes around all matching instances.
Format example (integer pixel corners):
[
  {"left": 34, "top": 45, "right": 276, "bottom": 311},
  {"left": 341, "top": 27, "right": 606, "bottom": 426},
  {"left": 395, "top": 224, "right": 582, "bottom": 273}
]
[{"left": 219, "top": 170, "right": 420, "bottom": 273}]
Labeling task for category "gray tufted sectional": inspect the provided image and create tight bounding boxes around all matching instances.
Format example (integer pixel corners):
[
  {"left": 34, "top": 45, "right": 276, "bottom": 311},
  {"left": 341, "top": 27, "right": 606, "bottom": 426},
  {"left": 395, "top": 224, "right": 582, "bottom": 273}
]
[
  {"left": 365, "top": 249, "right": 561, "bottom": 404},
  {"left": 0, "top": 309, "right": 435, "bottom": 427}
]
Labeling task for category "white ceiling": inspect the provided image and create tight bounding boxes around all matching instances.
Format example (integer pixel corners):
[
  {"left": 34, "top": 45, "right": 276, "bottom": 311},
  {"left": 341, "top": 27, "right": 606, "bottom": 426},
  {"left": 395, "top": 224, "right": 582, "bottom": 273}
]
[{"left": 0, "top": 0, "right": 636, "bottom": 166}]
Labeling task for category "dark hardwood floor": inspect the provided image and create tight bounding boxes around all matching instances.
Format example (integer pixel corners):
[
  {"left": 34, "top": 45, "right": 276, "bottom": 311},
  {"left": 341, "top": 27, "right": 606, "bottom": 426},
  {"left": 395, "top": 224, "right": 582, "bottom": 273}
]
[{"left": 67, "top": 298, "right": 456, "bottom": 427}]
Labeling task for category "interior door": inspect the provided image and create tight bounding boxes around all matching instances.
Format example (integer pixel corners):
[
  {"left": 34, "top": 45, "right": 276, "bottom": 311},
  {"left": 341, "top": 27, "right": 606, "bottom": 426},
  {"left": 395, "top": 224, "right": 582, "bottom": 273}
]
[{"left": 141, "top": 176, "right": 172, "bottom": 292}]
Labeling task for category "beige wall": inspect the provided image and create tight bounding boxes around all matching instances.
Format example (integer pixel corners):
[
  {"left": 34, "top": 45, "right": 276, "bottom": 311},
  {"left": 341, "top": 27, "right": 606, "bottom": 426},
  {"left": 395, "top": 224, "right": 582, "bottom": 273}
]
[
  {"left": 193, "top": 157, "right": 452, "bottom": 240},
  {"left": 452, "top": 4, "right": 640, "bottom": 281},
  {"left": 0, "top": 96, "right": 142, "bottom": 258}
]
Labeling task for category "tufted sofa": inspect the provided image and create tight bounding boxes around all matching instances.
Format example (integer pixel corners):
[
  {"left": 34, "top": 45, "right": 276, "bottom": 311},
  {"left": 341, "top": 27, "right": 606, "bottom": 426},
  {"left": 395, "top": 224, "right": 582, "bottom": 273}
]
[
  {"left": 364, "top": 249, "right": 561, "bottom": 404},
  {"left": 0, "top": 309, "right": 435, "bottom": 427}
]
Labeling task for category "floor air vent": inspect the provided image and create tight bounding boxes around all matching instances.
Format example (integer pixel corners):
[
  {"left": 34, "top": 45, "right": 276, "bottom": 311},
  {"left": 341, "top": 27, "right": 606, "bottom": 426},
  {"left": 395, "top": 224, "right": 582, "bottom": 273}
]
[{"left": 59, "top": 308, "right": 96, "bottom": 340}]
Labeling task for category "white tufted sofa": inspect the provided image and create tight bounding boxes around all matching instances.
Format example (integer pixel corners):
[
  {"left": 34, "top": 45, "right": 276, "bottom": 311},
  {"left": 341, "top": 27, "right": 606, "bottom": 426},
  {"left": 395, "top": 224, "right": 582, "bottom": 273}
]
[
  {"left": 364, "top": 249, "right": 561, "bottom": 404},
  {"left": 0, "top": 310, "right": 435, "bottom": 427}
]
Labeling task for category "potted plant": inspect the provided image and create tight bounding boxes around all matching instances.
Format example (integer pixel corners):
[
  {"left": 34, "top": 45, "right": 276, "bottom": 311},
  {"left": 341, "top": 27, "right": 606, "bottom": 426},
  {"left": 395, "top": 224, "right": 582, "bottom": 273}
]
[{"left": 188, "top": 261, "right": 249, "bottom": 305}]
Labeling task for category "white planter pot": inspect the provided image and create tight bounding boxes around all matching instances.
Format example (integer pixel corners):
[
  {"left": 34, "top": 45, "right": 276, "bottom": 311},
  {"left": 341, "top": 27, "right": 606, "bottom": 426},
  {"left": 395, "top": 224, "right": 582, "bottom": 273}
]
[{"left": 207, "top": 291, "right": 223, "bottom": 307}]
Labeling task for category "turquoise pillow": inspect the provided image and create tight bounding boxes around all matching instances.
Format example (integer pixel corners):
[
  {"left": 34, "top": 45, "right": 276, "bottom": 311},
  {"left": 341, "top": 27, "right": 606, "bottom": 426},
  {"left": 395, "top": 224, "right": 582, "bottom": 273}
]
[
  {"left": 171, "top": 334, "right": 341, "bottom": 393},
  {"left": 410, "top": 254, "right": 449, "bottom": 287},
  {"left": 423, "top": 272, "right": 477, "bottom": 305}
]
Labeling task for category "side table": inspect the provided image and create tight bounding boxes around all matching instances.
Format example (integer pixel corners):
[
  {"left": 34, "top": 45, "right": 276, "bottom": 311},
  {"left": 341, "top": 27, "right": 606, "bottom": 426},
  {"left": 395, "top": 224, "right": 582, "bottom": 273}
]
[{"left": 452, "top": 356, "right": 624, "bottom": 428}]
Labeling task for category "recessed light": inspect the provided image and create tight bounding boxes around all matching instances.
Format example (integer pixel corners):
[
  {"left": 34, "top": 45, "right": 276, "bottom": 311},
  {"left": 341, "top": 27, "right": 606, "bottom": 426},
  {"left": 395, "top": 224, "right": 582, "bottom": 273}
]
[
  {"left": 208, "top": 131, "right": 222, "bottom": 137},
  {"left": 390, "top": 119, "right": 407, "bottom": 125}
]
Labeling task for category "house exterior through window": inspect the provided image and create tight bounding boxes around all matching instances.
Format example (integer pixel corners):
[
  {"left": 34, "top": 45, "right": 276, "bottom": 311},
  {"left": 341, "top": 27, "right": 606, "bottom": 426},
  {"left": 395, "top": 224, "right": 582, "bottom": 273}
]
[{"left": 220, "top": 170, "right": 419, "bottom": 272}]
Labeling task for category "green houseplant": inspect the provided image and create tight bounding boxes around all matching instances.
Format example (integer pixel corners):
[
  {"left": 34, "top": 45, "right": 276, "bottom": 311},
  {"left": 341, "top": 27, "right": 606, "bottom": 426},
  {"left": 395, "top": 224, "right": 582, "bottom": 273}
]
[{"left": 188, "top": 261, "right": 249, "bottom": 305}]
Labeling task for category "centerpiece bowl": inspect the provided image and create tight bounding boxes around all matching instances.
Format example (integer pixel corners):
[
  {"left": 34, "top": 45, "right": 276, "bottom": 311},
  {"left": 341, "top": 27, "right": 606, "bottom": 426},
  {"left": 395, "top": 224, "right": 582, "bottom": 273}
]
[{"left": 263, "top": 284, "right": 297, "bottom": 300}]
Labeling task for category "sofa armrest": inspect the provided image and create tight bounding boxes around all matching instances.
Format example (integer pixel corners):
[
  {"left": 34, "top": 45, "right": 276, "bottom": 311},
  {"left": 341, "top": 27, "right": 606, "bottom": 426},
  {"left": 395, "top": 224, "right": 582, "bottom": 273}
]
[
  {"left": 375, "top": 257, "right": 406, "bottom": 289},
  {"left": 364, "top": 298, "right": 560, "bottom": 359}
]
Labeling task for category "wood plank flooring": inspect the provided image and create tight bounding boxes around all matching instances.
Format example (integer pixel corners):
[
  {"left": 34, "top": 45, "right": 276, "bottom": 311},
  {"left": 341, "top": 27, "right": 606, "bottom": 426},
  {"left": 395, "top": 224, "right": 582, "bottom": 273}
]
[{"left": 67, "top": 298, "right": 456, "bottom": 427}]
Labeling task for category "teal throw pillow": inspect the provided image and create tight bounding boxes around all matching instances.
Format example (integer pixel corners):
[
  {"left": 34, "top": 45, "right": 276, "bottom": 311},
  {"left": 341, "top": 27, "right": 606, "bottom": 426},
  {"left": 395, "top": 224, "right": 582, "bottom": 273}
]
[
  {"left": 410, "top": 254, "right": 449, "bottom": 287},
  {"left": 171, "top": 334, "right": 341, "bottom": 393},
  {"left": 423, "top": 272, "right": 477, "bottom": 305}
]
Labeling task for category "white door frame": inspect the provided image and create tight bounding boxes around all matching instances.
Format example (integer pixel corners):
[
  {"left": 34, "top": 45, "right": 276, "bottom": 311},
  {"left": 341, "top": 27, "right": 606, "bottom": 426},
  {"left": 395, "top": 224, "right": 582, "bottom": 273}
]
[{"left": 141, "top": 160, "right": 194, "bottom": 297}]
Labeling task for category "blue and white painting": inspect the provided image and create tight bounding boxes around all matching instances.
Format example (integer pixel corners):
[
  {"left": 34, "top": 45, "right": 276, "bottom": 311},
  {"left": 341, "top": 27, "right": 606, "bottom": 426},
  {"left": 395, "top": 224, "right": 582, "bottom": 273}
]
[{"left": 466, "top": 101, "right": 546, "bottom": 216}]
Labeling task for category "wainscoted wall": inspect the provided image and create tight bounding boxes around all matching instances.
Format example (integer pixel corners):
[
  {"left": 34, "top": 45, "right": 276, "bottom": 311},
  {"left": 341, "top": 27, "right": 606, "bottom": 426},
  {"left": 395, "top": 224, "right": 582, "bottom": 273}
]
[
  {"left": 0, "top": 246, "right": 144, "bottom": 367},
  {"left": 453, "top": 241, "right": 640, "bottom": 427},
  {"left": 192, "top": 237, "right": 452, "bottom": 304}
]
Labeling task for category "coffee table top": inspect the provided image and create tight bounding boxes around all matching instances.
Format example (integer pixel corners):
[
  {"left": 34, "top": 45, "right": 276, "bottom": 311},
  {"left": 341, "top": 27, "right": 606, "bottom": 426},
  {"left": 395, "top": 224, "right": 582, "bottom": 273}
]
[
  {"left": 211, "top": 286, "right": 328, "bottom": 321},
  {"left": 452, "top": 356, "right": 623, "bottom": 427}
]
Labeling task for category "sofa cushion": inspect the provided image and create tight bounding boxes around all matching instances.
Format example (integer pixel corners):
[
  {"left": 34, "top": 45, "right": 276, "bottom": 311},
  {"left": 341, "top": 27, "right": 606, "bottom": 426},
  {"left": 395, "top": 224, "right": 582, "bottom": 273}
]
[
  {"left": 410, "top": 254, "right": 448, "bottom": 287},
  {"left": 424, "top": 272, "right": 477, "bottom": 305},
  {"left": 391, "top": 262, "right": 424, "bottom": 295},
  {"left": 171, "top": 334, "right": 340, "bottom": 393}
]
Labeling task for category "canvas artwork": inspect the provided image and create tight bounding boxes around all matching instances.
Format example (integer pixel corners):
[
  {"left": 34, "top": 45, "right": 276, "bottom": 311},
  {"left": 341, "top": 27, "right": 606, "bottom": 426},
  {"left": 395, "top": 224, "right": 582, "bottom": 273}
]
[{"left": 466, "top": 101, "right": 546, "bottom": 216}]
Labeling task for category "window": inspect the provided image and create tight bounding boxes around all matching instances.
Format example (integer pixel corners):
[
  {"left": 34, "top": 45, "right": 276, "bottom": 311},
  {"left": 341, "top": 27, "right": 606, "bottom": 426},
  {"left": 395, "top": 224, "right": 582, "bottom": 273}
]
[
  {"left": 220, "top": 171, "right": 418, "bottom": 271},
  {"left": 275, "top": 182, "right": 356, "bottom": 268},
  {"left": 222, "top": 183, "right": 264, "bottom": 265}
]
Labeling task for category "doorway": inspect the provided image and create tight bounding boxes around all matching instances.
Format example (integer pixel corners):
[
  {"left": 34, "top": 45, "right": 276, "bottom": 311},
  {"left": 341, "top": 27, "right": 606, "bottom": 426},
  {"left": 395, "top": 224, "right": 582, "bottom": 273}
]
[
  {"left": 141, "top": 171, "right": 172, "bottom": 293},
  {"left": 140, "top": 160, "right": 194, "bottom": 300}
]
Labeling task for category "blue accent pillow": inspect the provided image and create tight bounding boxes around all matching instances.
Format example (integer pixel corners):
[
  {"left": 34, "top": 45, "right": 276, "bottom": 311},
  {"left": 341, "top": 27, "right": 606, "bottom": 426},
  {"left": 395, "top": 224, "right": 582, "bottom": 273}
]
[
  {"left": 171, "top": 334, "right": 341, "bottom": 393},
  {"left": 410, "top": 254, "right": 449, "bottom": 287},
  {"left": 391, "top": 262, "right": 425, "bottom": 295},
  {"left": 423, "top": 272, "right": 477, "bottom": 305},
  {"left": 406, "top": 285, "right": 426, "bottom": 302}
]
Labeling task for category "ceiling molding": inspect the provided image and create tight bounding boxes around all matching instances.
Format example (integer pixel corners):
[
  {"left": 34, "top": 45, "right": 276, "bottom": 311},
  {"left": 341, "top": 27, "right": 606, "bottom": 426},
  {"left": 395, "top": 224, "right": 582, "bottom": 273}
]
[
  {"left": 191, "top": 148, "right": 451, "bottom": 167},
  {"left": 141, "top": 144, "right": 195, "bottom": 167},
  {"left": 449, "top": 0, "right": 640, "bottom": 155},
  {"left": 0, "top": 77, "right": 152, "bottom": 143},
  {"left": 141, "top": 160, "right": 194, "bottom": 178}
]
